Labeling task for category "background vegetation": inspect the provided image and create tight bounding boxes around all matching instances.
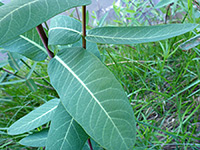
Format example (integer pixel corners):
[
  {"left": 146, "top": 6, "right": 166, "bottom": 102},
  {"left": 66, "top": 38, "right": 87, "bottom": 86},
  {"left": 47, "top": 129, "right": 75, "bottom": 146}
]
[{"left": 0, "top": 0, "right": 200, "bottom": 149}]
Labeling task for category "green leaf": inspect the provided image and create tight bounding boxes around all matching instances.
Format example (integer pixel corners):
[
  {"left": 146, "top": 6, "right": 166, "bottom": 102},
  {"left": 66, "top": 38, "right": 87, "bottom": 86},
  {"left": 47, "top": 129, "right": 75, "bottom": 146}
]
[
  {"left": 86, "top": 24, "right": 198, "bottom": 44},
  {"left": 26, "top": 63, "right": 37, "bottom": 79},
  {"left": 82, "top": 139, "right": 103, "bottom": 150},
  {"left": 7, "top": 52, "right": 21, "bottom": 71},
  {"left": 154, "top": 0, "right": 175, "bottom": 8},
  {"left": 0, "top": 79, "right": 26, "bottom": 85},
  {"left": 48, "top": 47, "right": 136, "bottom": 150},
  {"left": 72, "top": 39, "right": 101, "bottom": 59},
  {"left": 46, "top": 102, "right": 88, "bottom": 150},
  {"left": 25, "top": 79, "right": 37, "bottom": 92},
  {"left": 0, "top": 2, "right": 3, "bottom": 6},
  {"left": 8, "top": 99, "right": 60, "bottom": 135},
  {"left": 179, "top": 34, "right": 200, "bottom": 50},
  {"left": 1, "top": 28, "right": 48, "bottom": 61},
  {"left": 19, "top": 129, "right": 48, "bottom": 147},
  {"left": 0, "top": 0, "right": 91, "bottom": 45},
  {"left": 49, "top": 15, "right": 82, "bottom": 45}
]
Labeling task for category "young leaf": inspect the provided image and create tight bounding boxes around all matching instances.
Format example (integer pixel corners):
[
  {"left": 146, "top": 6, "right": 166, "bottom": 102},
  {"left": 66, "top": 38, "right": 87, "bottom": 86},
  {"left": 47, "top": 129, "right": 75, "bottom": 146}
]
[
  {"left": 8, "top": 99, "right": 60, "bottom": 135},
  {"left": 19, "top": 129, "right": 48, "bottom": 147},
  {"left": 0, "top": 0, "right": 91, "bottom": 45},
  {"left": 0, "top": 28, "right": 48, "bottom": 61},
  {"left": 49, "top": 15, "right": 82, "bottom": 45},
  {"left": 46, "top": 102, "right": 88, "bottom": 150},
  {"left": 72, "top": 39, "right": 101, "bottom": 59},
  {"left": 48, "top": 47, "right": 136, "bottom": 150},
  {"left": 179, "top": 34, "right": 200, "bottom": 50},
  {"left": 86, "top": 24, "right": 198, "bottom": 44}
]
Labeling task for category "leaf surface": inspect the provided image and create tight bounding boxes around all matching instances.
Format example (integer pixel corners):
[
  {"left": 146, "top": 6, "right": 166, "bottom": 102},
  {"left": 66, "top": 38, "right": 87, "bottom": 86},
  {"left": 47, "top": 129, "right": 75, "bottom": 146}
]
[
  {"left": 49, "top": 15, "right": 82, "bottom": 45},
  {"left": 179, "top": 34, "right": 200, "bottom": 50},
  {"left": 48, "top": 47, "right": 136, "bottom": 150},
  {"left": 0, "top": 0, "right": 91, "bottom": 44},
  {"left": 154, "top": 0, "right": 175, "bottom": 8},
  {"left": 1, "top": 28, "right": 47, "bottom": 61},
  {"left": 46, "top": 102, "right": 88, "bottom": 150},
  {"left": 8, "top": 99, "right": 60, "bottom": 135},
  {"left": 19, "top": 129, "right": 48, "bottom": 147},
  {"left": 86, "top": 24, "right": 198, "bottom": 44}
]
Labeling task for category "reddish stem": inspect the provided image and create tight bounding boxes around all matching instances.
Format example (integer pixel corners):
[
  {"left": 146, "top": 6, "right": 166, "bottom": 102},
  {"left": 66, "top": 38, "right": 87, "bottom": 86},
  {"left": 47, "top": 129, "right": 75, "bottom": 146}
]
[
  {"left": 82, "top": 6, "right": 86, "bottom": 49},
  {"left": 88, "top": 138, "right": 93, "bottom": 150},
  {"left": 36, "top": 24, "right": 54, "bottom": 59}
]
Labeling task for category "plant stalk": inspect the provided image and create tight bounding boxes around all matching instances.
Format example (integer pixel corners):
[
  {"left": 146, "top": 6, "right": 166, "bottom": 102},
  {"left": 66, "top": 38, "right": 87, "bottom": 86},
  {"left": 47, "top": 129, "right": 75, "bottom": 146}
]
[
  {"left": 36, "top": 24, "right": 54, "bottom": 59},
  {"left": 82, "top": 6, "right": 87, "bottom": 49},
  {"left": 82, "top": 5, "right": 93, "bottom": 150}
]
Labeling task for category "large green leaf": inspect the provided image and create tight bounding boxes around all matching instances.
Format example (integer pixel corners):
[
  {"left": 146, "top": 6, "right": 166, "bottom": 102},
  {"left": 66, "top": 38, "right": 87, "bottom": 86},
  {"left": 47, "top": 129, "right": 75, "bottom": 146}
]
[
  {"left": 72, "top": 39, "right": 101, "bottom": 59},
  {"left": 8, "top": 99, "right": 60, "bottom": 135},
  {"left": 179, "top": 34, "right": 200, "bottom": 50},
  {"left": 0, "top": 0, "right": 91, "bottom": 45},
  {"left": 49, "top": 15, "right": 82, "bottom": 45},
  {"left": 48, "top": 47, "right": 136, "bottom": 150},
  {"left": 19, "top": 129, "right": 48, "bottom": 147},
  {"left": 46, "top": 102, "right": 88, "bottom": 150},
  {"left": 86, "top": 24, "right": 198, "bottom": 44},
  {"left": 1, "top": 28, "right": 47, "bottom": 61}
]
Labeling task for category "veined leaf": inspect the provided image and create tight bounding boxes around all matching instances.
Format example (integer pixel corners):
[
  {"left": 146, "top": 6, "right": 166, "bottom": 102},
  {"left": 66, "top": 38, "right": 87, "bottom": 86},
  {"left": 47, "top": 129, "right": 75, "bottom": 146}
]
[
  {"left": 82, "top": 139, "right": 103, "bottom": 150},
  {"left": 0, "top": 0, "right": 91, "bottom": 45},
  {"left": 179, "top": 34, "right": 200, "bottom": 50},
  {"left": 49, "top": 15, "right": 82, "bottom": 45},
  {"left": 48, "top": 48, "right": 136, "bottom": 150},
  {"left": 86, "top": 24, "right": 198, "bottom": 44},
  {"left": 1, "top": 28, "right": 47, "bottom": 61},
  {"left": 72, "top": 39, "right": 101, "bottom": 59},
  {"left": 19, "top": 129, "right": 48, "bottom": 147},
  {"left": 46, "top": 102, "right": 88, "bottom": 150},
  {"left": 8, "top": 99, "right": 60, "bottom": 135}
]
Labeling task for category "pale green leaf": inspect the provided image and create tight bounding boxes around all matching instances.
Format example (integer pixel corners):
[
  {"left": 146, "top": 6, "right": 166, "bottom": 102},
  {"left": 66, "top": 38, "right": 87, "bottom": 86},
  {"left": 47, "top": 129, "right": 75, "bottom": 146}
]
[
  {"left": 49, "top": 15, "right": 82, "bottom": 45},
  {"left": 1, "top": 28, "right": 47, "bottom": 61},
  {"left": 46, "top": 102, "right": 88, "bottom": 150},
  {"left": 25, "top": 79, "right": 37, "bottom": 92},
  {"left": 7, "top": 52, "right": 21, "bottom": 71},
  {"left": 48, "top": 47, "right": 136, "bottom": 150},
  {"left": 0, "top": 79, "right": 26, "bottom": 85},
  {"left": 19, "top": 129, "right": 48, "bottom": 147},
  {"left": 82, "top": 139, "right": 103, "bottom": 150},
  {"left": 26, "top": 63, "right": 37, "bottom": 79},
  {"left": 179, "top": 34, "right": 200, "bottom": 50},
  {"left": 0, "top": 0, "right": 91, "bottom": 45},
  {"left": 154, "top": 0, "right": 175, "bottom": 8},
  {"left": 86, "top": 24, "right": 198, "bottom": 44},
  {"left": 72, "top": 39, "right": 101, "bottom": 59},
  {"left": 8, "top": 99, "right": 60, "bottom": 135}
]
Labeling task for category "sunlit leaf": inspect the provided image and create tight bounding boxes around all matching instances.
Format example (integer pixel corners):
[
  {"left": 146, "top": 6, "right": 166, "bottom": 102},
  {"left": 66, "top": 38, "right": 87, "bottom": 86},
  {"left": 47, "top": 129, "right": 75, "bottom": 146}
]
[
  {"left": 48, "top": 47, "right": 136, "bottom": 150},
  {"left": 0, "top": 0, "right": 91, "bottom": 45},
  {"left": 8, "top": 99, "right": 60, "bottom": 135},
  {"left": 86, "top": 24, "right": 198, "bottom": 44}
]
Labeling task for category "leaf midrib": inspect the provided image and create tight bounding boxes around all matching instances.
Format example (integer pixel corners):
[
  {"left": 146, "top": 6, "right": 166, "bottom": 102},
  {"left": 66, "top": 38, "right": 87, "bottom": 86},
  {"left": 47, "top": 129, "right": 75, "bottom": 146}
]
[
  {"left": 49, "top": 27, "right": 82, "bottom": 35},
  {"left": 54, "top": 55, "right": 128, "bottom": 148}
]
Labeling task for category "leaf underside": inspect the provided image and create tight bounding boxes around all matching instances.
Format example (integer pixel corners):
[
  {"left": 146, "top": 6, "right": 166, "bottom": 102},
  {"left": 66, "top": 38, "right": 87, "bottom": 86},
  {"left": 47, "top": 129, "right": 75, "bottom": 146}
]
[
  {"left": 179, "top": 34, "right": 200, "bottom": 50},
  {"left": 0, "top": 28, "right": 47, "bottom": 61},
  {"left": 0, "top": 0, "right": 91, "bottom": 45},
  {"left": 46, "top": 102, "right": 88, "bottom": 150},
  {"left": 49, "top": 15, "right": 82, "bottom": 45},
  {"left": 8, "top": 99, "right": 60, "bottom": 135},
  {"left": 48, "top": 47, "right": 136, "bottom": 150},
  {"left": 86, "top": 24, "right": 198, "bottom": 44}
]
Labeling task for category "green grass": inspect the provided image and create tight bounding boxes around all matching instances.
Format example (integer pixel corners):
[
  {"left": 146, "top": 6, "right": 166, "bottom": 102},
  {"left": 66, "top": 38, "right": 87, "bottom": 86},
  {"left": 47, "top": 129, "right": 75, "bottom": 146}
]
[{"left": 0, "top": 0, "right": 200, "bottom": 149}]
